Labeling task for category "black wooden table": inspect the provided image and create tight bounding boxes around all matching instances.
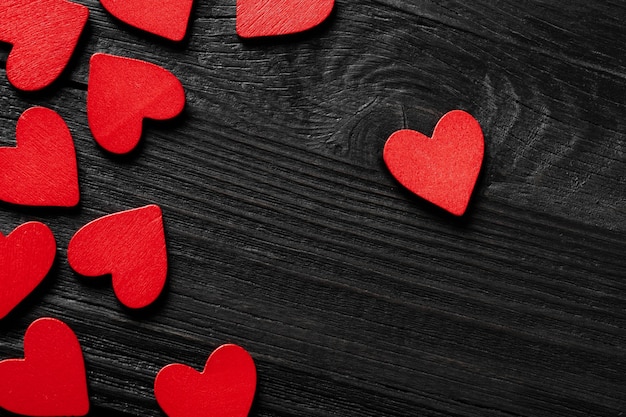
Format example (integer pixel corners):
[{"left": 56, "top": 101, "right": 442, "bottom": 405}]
[{"left": 0, "top": 1, "right": 624, "bottom": 416}]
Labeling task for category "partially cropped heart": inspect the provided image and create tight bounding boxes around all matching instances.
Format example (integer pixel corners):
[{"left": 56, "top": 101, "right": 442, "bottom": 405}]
[
  {"left": 87, "top": 53, "right": 186, "bottom": 154},
  {"left": 0, "top": 106, "right": 80, "bottom": 207},
  {"left": 99, "top": 0, "right": 193, "bottom": 41},
  {"left": 0, "top": 317, "right": 89, "bottom": 416},
  {"left": 236, "top": 0, "right": 334, "bottom": 38},
  {"left": 67, "top": 205, "right": 167, "bottom": 309},
  {"left": 0, "top": 222, "right": 56, "bottom": 319},
  {"left": 155, "top": 344, "right": 257, "bottom": 417},
  {"left": 0, "top": 0, "right": 88, "bottom": 91},
  {"left": 383, "top": 110, "right": 484, "bottom": 216}
]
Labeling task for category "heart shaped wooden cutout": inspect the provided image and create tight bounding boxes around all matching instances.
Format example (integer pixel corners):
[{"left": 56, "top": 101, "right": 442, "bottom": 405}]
[
  {"left": 155, "top": 344, "right": 257, "bottom": 417},
  {"left": 0, "top": 0, "right": 88, "bottom": 91},
  {"left": 236, "top": 0, "right": 334, "bottom": 38},
  {"left": 0, "top": 222, "right": 56, "bottom": 319},
  {"left": 87, "top": 53, "right": 186, "bottom": 154},
  {"left": 383, "top": 110, "right": 484, "bottom": 216},
  {"left": 0, "top": 106, "right": 80, "bottom": 207},
  {"left": 0, "top": 317, "right": 89, "bottom": 416},
  {"left": 99, "top": 0, "right": 193, "bottom": 41},
  {"left": 67, "top": 205, "right": 167, "bottom": 309}
]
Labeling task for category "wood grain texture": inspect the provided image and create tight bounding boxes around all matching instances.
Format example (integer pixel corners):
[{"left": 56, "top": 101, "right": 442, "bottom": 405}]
[{"left": 0, "top": 0, "right": 625, "bottom": 416}]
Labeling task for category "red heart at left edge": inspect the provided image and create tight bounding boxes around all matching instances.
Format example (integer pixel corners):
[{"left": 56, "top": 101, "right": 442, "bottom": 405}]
[
  {"left": 154, "top": 344, "right": 257, "bottom": 417},
  {"left": 236, "top": 0, "right": 334, "bottom": 38},
  {"left": 67, "top": 205, "right": 168, "bottom": 309},
  {"left": 0, "top": 0, "right": 89, "bottom": 91},
  {"left": 87, "top": 53, "right": 186, "bottom": 154},
  {"left": 0, "top": 107, "right": 80, "bottom": 207},
  {"left": 99, "top": 0, "right": 193, "bottom": 41},
  {"left": 0, "top": 222, "right": 56, "bottom": 319},
  {"left": 0, "top": 317, "right": 89, "bottom": 416}
]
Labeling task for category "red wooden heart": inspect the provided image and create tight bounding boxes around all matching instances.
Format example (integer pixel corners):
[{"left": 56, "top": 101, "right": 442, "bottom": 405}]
[
  {"left": 67, "top": 205, "right": 167, "bottom": 309},
  {"left": 87, "top": 53, "right": 186, "bottom": 154},
  {"left": 154, "top": 344, "right": 257, "bottom": 417},
  {"left": 383, "top": 110, "right": 484, "bottom": 216},
  {"left": 0, "top": 0, "right": 88, "bottom": 91},
  {"left": 0, "top": 317, "right": 89, "bottom": 416},
  {"left": 0, "top": 222, "right": 56, "bottom": 319},
  {"left": 236, "top": 0, "right": 334, "bottom": 38},
  {"left": 99, "top": 0, "right": 193, "bottom": 41},
  {"left": 0, "top": 107, "right": 80, "bottom": 207}
]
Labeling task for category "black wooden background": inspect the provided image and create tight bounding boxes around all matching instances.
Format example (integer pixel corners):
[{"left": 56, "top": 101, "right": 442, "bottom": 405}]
[{"left": 0, "top": 0, "right": 625, "bottom": 416}]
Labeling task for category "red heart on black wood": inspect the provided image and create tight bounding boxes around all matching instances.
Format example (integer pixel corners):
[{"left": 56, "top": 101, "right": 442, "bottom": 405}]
[
  {"left": 0, "top": 0, "right": 88, "bottom": 91},
  {"left": 155, "top": 344, "right": 257, "bottom": 417},
  {"left": 383, "top": 110, "right": 484, "bottom": 216},
  {"left": 0, "top": 106, "right": 80, "bottom": 207},
  {"left": 236, "top": 0, "right": 335, "bottom": 38},
  {"left": 99, "top": 0, "right": 193, "bottom": 41},
  {"left": 0, "top": 317, "right": 89, "bottom": 416},
  {"left": 0, "top": 222, "right": 56, "bottom": 319},
  {"left": 67, "top": 205, "right": 167, "bottom": 309},
  {"left": 87, "top": 53, "right": 186, "bottom": 154}
]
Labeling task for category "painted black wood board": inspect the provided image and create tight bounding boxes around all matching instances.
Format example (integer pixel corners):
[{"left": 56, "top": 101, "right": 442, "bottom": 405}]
[{"left": 0, "top": 0, "right": 624, "bottom": 416}]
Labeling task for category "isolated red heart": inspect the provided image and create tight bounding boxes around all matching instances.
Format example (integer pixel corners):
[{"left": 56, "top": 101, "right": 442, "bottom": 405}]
[
  {"left": 87, "top": 53, "right": 186, "bottom": 154},
  {"left": 67, "top": 205, "right": 167, "bottom": 309},
  {"left": 0, "top": 0, "right": 88, "bottom": 91},
  {"left": 0, "top": 317, "right": 89, "bottom": 416},
  {"left": 383, "top": 110, "right": 484, "bottom": 216},
  {"left": 155, "top": 344, "right": 257, "bottom": 417},
  {"left": 236, "top": 0, "right": 334, "bottom": 38},
  {"left": 99, "top": 0, "right": 193, "bottom": 41},
  {"left": 0, "top": 222, "right": 56, "bottom": 319},
  {"left": 0, "top": 106, "right": 80, "bottom": 207}
]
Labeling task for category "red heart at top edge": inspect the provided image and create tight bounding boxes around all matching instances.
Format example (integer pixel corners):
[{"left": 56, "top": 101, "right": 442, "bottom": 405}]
[
  {"left": 154, "top": 344, "right": 257, "bottom": 417},
  {"left": 0, "top": 0, "right": 88, "bottom": 91},
  {"left": 67, "top": 204, "right": 167, "bottom": 309},
  {"left": 383, "top": 110, "right": 485, "bottom": 216},
  {"left": 0, "top": 106, "right": 80, "bottom": 207},
  {"left": 236, "top": 0, "right": 335, "bottom": 38},
  {"left": 87, "top": 53, "right": 186, "bottom": 155},
  {"left": 0, "top": 317, "right": 89, "bottom": 416},
  {"left": 0, "top": 222, "right": 56, "bottom": 319},
  {"left": 99, "top": 0, "right": 193, "bottom": 41}
]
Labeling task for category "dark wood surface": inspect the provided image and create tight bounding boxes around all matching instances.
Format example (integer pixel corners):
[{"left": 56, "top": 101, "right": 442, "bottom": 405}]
[{"left": 0, "top": 0, "right": 625, "bottom": 416}]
